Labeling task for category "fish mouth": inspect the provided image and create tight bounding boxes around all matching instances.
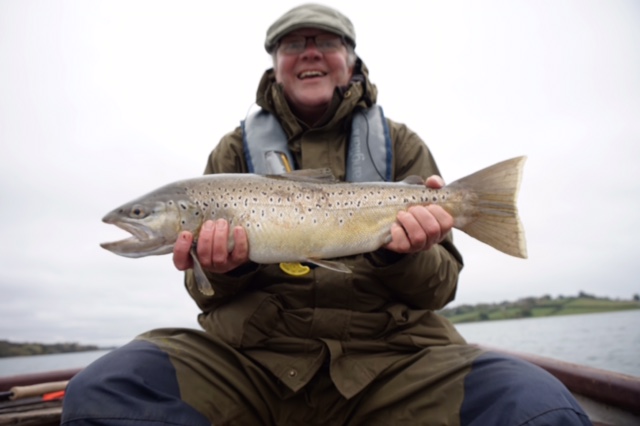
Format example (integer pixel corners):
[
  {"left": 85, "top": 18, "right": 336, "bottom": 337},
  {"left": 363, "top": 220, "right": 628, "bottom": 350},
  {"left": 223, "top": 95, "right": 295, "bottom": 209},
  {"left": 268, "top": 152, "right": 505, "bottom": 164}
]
[{"left": 100, "top": 219, "right": 171, "bottom": 258}]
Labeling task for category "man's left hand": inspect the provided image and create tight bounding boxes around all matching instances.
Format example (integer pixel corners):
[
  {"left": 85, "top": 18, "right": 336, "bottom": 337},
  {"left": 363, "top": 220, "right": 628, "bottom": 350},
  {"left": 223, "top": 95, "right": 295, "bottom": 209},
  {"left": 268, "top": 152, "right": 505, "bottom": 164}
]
[{"left": 384, "top": 175, "right": 454, "bottom": 253}]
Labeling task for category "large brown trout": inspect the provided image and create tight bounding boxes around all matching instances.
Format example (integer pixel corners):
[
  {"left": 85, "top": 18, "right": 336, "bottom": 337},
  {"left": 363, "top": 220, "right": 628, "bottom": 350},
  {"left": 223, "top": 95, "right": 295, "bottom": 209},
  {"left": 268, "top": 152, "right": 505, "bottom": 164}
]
[{"left": 101, "top": 156, "right": 527, "bottom": 295}]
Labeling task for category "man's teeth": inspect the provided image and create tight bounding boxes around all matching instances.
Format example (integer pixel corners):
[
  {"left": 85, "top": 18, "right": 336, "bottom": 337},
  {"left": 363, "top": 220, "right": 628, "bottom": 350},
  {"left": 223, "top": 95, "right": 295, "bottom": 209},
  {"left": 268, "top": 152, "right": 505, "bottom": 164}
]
[{"left": 299, "top": 71, "right": 325, "bottom": 78}]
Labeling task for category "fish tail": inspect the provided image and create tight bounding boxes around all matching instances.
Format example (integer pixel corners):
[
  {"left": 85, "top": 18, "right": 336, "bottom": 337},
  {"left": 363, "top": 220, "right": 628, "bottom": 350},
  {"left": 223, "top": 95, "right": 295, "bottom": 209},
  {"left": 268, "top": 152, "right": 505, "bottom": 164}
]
[{"left": 450, "top": 156, "right": 528, "bottom": 258}]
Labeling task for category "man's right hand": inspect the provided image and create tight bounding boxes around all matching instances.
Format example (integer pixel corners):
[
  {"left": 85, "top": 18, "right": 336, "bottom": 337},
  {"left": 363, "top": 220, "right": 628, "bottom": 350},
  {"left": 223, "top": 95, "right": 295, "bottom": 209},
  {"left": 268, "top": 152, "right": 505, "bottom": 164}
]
[{"left": 173, "top": 219, "right": 250, "bottom": 274}]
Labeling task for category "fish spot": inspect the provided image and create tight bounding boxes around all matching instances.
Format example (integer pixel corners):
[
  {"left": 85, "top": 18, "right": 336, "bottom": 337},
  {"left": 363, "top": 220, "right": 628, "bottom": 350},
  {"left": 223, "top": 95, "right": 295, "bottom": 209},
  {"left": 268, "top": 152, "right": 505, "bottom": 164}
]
[{"left": 179, "top": 203, "right": 187, "bottom": 210}]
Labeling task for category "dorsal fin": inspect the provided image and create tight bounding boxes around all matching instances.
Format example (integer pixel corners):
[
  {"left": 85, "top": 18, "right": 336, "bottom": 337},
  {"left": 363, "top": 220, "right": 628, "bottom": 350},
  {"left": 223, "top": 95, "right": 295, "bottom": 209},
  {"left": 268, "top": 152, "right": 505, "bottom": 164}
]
[
  {"left": 401, "top": 175, "right": 425, "bottom": 185},
  {"left": 267, "top": 168, "right": 339, "bottom": 183}
]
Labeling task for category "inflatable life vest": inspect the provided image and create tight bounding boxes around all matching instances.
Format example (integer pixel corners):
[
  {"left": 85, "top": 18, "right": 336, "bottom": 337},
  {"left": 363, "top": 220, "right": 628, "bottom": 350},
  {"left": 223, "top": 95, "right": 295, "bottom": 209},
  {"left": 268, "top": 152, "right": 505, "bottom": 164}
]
[{"left": 241, "top": 106, "right": 393, "bottom": 182}]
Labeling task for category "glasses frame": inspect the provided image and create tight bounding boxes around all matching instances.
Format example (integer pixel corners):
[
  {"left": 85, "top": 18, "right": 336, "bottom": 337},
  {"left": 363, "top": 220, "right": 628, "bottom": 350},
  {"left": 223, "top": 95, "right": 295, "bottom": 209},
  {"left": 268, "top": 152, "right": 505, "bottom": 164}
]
[{"left": 277, "top": 34, "right": 346, "bottom": 56}]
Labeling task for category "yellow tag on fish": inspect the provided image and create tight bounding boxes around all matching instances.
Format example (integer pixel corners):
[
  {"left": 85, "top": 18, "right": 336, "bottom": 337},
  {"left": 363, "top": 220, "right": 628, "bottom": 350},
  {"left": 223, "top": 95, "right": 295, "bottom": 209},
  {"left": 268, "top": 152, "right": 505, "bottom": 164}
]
[{"left": 279, "top": 262, "right": 311, "bottom": 276}]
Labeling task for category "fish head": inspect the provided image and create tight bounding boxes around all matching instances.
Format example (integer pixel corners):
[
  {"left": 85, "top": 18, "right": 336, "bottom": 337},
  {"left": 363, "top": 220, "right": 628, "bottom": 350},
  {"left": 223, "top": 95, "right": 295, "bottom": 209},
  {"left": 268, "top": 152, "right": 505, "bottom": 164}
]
[{"left": 100, "top": 183, "right": 203, "bottom": 258}]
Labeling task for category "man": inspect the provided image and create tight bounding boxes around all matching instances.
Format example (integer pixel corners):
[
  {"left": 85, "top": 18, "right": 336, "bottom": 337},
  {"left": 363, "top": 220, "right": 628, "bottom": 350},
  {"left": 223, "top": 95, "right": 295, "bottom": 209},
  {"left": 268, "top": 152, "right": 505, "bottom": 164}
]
[{"left": 63, "top": 4, "right": 591, "bottom": 425}]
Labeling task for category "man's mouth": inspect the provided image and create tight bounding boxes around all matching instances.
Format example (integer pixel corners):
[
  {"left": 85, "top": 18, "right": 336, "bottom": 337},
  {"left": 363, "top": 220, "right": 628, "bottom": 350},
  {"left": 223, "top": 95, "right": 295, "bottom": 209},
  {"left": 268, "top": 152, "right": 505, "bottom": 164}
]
[{"left": 298, "top": 70, "right": 326, "bottom": 79}]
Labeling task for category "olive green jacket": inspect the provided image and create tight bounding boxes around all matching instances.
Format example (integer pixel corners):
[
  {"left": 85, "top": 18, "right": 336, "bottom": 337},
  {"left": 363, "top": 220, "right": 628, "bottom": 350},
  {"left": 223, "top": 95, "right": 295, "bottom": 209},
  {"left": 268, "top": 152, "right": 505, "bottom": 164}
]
[{"left": 185, "top": 60, "right": 466, "bottom": 399}]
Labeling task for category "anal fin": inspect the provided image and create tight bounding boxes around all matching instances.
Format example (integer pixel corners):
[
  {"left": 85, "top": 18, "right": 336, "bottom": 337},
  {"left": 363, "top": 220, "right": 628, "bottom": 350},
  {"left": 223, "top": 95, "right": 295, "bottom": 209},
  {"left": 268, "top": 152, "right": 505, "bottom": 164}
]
[{"left": 306, "top": 258, "right": 352, "bottom": 273}]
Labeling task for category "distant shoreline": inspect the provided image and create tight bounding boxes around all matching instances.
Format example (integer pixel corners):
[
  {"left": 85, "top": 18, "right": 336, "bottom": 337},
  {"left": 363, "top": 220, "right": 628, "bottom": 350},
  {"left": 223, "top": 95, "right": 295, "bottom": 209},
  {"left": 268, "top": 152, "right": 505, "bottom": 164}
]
[
  {"left": 439, "top": 293, "right": 640, "bottom": 324},
  {"left": 0, "top": 341, "right": 113, "bottom": 358}
]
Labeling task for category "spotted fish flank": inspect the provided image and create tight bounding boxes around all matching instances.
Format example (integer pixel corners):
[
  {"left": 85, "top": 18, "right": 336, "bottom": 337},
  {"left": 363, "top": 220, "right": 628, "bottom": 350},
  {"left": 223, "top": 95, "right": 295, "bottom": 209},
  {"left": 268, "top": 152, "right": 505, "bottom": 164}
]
[{"left": 101, "top": 157, "right": 528, "bottom": 294}]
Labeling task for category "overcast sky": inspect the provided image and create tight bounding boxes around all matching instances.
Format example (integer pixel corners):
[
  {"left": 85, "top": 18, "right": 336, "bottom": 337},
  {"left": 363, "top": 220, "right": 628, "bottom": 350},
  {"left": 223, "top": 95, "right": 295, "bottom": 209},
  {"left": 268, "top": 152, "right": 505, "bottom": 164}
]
[{"left": 1, "top": 0, "right": 639, "bottom": 347}]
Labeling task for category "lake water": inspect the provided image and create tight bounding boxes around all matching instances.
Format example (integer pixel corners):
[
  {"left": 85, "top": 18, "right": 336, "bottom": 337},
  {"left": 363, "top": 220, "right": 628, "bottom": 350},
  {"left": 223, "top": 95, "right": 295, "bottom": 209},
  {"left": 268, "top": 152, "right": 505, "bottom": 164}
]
[
  {"left": 1, "top": 310, "right": 638, "bottom": 378},
  {"left": 455, "top": 309, "right": 640, "bottom": 377}
]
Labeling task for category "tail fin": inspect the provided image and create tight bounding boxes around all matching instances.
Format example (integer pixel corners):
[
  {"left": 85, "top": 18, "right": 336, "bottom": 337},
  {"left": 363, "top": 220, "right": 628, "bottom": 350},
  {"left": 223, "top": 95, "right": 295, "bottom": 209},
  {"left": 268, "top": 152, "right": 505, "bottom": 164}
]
[{"left": 450, "top": 156, "right": 528, "bottom": 258}]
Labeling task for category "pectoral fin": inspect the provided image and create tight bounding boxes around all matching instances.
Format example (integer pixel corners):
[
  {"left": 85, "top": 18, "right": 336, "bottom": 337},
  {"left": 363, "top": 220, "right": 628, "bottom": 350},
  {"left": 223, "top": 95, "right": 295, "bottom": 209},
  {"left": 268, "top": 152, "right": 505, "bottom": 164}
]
[{"left": 190, "top": 247, "right": 214, "bottom": 296}]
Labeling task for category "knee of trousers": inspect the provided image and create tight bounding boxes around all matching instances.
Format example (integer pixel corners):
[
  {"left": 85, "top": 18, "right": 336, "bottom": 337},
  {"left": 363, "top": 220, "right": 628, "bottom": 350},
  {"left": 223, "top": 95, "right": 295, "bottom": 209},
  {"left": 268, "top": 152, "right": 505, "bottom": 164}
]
[
  {"left": 61, "top": 339, "right": 209, "bottom": 426},
  {"left": 460, "top": 352, "right": 592, "bottom": 426}
]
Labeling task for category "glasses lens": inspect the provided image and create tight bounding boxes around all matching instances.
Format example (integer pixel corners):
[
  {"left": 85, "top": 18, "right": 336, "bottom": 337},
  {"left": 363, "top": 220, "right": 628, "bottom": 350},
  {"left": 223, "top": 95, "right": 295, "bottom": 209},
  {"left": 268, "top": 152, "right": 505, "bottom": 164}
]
[
  {"left": 315, "top": 35, "right": 342, "bottom": 52},
  {"left": 279, "top": 36, "right": 306, "bottom": 54}
]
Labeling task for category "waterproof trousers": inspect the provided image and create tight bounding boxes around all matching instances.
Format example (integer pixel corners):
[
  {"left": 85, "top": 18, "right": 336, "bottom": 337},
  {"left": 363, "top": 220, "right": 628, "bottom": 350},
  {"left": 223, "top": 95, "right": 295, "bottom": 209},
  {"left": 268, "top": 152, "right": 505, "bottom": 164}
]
[{"left": 61, "top": 328, "right": 592, "bottom": 426}]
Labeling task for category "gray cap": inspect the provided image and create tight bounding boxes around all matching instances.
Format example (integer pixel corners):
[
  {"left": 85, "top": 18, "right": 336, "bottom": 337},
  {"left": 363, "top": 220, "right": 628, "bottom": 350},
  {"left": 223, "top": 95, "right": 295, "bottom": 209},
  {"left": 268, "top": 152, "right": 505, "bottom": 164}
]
[{"left": 265, "top": 3, "right": 356, "bottom": 53}]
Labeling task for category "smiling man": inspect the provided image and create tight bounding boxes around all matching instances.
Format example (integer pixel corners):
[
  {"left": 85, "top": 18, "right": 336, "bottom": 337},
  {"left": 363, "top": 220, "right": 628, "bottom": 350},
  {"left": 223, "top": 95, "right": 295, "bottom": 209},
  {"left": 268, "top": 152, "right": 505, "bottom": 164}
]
[
  {"left": 62, "top": 4, "right": 591, "bottom": 425},
  {"left": 272, "top": 28, "right": 356, "bottom": 124}
]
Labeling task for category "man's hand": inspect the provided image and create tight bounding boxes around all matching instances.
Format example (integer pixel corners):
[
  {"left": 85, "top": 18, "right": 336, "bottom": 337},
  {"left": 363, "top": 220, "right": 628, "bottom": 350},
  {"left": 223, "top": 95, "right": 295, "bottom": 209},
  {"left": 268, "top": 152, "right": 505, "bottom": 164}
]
[
  {"left": 173, "top": 219, "right": 250, "bottom": 274},
  {"left": 384, "top": 175, "right": 454, "bottom": 253}
]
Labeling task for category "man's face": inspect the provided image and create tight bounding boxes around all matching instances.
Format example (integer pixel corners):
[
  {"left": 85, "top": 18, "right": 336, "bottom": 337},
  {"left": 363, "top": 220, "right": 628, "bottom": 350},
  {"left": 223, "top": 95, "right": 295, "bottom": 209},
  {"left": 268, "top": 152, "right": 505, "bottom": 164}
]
[{"left": 274, "top": 28, "right": 354, "bottom": 119}]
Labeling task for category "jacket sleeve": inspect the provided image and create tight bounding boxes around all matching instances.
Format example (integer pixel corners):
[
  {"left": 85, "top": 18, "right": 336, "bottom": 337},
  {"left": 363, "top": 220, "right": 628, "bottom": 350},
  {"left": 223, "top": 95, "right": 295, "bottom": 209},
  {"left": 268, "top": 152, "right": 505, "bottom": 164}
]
[
  {"left": 183, "top": 127, "right": 262, "bottom": 312},
  {"left": 365, "top": 120, "right": 464, "bottom": 310}
]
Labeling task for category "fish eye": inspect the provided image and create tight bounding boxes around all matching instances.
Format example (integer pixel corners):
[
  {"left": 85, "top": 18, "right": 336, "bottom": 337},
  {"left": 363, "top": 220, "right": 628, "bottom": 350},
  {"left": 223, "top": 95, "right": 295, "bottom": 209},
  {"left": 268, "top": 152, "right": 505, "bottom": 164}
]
[{"left": 130, "top": 205, "right": 146, "bottom": 218}]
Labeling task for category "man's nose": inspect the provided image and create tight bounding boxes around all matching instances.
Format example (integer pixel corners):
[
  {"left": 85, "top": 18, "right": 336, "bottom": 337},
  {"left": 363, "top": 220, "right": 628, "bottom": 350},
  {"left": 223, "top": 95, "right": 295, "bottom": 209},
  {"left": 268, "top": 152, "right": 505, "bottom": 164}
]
[{"left": 301, "top": 39, "right": 322, "bottom": 57}]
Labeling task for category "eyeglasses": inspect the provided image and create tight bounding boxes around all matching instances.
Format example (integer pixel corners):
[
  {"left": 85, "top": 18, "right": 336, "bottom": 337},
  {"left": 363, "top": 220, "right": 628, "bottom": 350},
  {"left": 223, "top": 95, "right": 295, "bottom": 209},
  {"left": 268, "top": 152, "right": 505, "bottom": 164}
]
[{"left": 278, "top": 34, "right": 345, "bottom": 55}]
